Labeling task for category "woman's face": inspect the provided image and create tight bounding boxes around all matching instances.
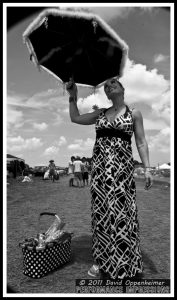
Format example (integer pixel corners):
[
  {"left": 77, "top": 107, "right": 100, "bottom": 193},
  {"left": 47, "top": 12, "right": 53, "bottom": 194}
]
[{"left": 104, "top": 78, "right": 123, "bottom": 99}]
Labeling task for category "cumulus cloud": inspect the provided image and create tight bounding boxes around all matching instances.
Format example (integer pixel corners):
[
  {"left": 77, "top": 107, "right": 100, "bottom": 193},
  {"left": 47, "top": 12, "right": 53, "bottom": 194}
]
[
  {"left": 43, "top": 146, "right": 59, "bottom": 156},
  {"left": 7, "top": 87, "right": 67, "bottom": 110},
  {"left": 147, "top": 127, "right": 170, "bottom": 153},
  {"left": 121, "top": 59, "right": 170, "bottom": 104},
  {"left": 140, "top": 7, "right": 154, "bottom": 11},
  {"left": 139, "top": 7, "right": 159, "bottom": 13},
  {"left": 151, "top": 90, "right": 170, "bottom": 125},
  {"left": 7, "top": 106, "right": 24, "bottom": 130},
  {"left": 61, "top": 6, "right": 134, "bottom": 21},
  {"left": 57, "top": 107, "right": 69, "bottom": 114},
  {"left": 56, "top": 136, "right": 67, "bottom": 146},
  {"left": 154, "top": 54, "right": 169, "bottom": 63},
  {"left": 43, "top": 136, "right": 67, "bottom": 157},
  {"left": 7, "top": 94, "right": 26, "bottom": 107},
  {"left": 33, "top": 122, "right": 48, "bottom": 131},
  {"left": 52, "top": 113, "right": 63, "bottom": 125},
  {"left": 62, "top": 6, "right": 156, "bottom": 23},
  {"left": 7, "top": 136, "right": 43, "bottom": 152},
  {"left": 77, "top": 89, "right": 110, "bottom": 114},
  {"left": 68, "top": 138, "right": 95, "bottom": 151},
  {"left": 143, "top": 118, "right": 168, "bottom": 130},
  {"left": 78, "top": 58, "right": 170, "bottom": 128},
  {"left": 90, "top": 7, "right": 135, "bottom": 21},
  {"left": 62, "top": 107, "right": 69, "bottom": 114},
  {"left": 8, "top": 57, "right": 170, "bottom": 133},
  {"left": 7, "top": 89, "right": 67, "bottom": 133},
  {"left": 20, "top": 89, "right": 59, "bottom": 109}
]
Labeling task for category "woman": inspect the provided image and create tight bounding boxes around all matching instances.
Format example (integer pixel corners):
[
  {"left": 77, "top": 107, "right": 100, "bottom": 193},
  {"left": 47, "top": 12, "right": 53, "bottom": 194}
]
[{"left": 66, "top": 77, "right": 153, "bottom": 279}]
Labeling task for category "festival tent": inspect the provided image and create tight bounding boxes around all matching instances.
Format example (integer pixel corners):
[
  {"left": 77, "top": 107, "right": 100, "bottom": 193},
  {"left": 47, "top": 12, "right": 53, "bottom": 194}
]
[
  {"left": 7, "top": 154, "right": 26, "bottom": 178},
  {"left": 7, "top": 154, "right": 25, "bottom": 164},
  {"left": 158, "top": 163, "right": 171, "bottom": 170}
]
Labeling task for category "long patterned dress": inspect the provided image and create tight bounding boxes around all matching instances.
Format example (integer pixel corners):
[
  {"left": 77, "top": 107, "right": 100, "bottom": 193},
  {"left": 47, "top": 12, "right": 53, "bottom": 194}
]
[{"left": 90, "top": 105, "right": 143, "bottom": 279}]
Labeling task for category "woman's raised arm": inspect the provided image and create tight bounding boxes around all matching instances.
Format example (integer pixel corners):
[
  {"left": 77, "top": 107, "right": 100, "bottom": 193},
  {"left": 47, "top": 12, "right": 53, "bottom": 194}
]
[{"left": 66, "top": 79, "right": 104, "bottom": 125}]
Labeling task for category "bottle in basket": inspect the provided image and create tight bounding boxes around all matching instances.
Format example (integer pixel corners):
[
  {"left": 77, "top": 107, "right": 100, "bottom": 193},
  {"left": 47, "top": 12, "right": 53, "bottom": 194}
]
[
  {"left": 36, "top": 233, "right": 46, "bottom": 251},
  {"left": 19, "top": 237, "right": 36, "bottom": 249}
]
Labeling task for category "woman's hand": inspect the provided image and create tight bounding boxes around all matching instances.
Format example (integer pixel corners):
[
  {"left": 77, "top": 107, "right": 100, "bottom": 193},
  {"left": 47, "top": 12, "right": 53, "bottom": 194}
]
[
  {"left": 66, "top": 78, "right": 78, "bottom": 99},
  {"left": 144, "top": 170, "right": 153, "bottom": 190}
]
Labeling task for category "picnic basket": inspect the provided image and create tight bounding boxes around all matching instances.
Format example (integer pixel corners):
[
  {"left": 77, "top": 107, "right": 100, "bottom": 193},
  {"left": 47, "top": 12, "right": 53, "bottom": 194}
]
[{"left": 19, "top": 212, "right": 72, "bottom": 278}]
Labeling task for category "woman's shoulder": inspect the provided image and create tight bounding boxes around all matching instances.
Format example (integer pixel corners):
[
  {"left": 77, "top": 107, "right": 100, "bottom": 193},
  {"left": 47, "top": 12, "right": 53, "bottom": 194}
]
[{"left": 131, "top": 108, "right": 143, "bottom": 119}]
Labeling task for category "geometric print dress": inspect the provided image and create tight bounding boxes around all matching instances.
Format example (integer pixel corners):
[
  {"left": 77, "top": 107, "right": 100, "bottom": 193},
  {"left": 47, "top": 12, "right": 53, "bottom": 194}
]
[{"left": 90, "top": 105, "right": 143, "bottom": 279}]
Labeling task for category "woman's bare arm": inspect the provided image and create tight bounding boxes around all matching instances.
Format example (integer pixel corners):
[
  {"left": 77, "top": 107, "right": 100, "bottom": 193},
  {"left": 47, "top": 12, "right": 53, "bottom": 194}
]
[
  {"left": 66, "top": 79, "right": 104, "bottom": 125},
  {"left": 132, "top": 109, "right": 153, "bottom": 189},
  {"left": 69, "top": 99, "right": 104, "bottom": 125},
  {"left": 132, "top": 109, "right": 150, "bottom": 168}
]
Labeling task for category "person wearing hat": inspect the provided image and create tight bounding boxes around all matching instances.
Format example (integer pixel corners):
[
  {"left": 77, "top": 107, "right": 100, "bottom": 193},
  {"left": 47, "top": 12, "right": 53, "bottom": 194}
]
[{"left": 48, "top": 160, "right": 56, "bottom": 182}]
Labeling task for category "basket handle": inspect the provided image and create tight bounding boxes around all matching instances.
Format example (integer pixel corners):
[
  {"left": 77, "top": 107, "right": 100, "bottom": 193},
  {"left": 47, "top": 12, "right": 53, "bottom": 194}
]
[
  {"left": 37, "top": 212, "right": 59, "bottom": 236},
  {"left": 40, "top": 212, "right": 57, "bottom": 217}
]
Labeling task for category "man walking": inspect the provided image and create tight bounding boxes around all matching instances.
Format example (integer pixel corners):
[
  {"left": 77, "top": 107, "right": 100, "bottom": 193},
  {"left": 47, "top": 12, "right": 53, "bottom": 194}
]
[{"left": 73, "top": 156, "right": 84, "bottom": 187}]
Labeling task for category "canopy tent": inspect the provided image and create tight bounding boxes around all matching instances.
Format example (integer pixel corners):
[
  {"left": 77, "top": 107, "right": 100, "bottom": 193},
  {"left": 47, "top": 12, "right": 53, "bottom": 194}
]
[
  {"left": 7, "top": 154, "right": 25, "bottom": 163},
  {"left": 157, "top": 163, "right": 171, "bottom": 170}
]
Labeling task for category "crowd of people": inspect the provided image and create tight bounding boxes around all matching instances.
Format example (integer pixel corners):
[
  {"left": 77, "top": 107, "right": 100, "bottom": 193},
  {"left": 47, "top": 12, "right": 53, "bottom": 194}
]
[
  {"left": 42, "top": 157, "right": 91, "bottom": 186},
  {"left": 68, "top": 156, "right": 91, "bottom": 188}
]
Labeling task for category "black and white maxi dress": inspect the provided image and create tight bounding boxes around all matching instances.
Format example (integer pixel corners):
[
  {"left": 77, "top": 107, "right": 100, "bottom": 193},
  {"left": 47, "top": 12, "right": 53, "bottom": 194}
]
[{"left": 90, "top": 105, "right": 143, "bottom": 279}]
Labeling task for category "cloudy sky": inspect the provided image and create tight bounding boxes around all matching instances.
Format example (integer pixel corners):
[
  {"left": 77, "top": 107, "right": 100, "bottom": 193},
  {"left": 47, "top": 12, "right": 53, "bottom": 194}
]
[{"left": 5, "top": 4, "right": 172, "bottom": 167}]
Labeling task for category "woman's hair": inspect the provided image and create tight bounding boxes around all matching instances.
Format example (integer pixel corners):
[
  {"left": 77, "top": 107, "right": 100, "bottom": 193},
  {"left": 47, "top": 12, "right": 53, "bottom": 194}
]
[{"left": 117, "top": 80, "right": 125, "bottom": 92}]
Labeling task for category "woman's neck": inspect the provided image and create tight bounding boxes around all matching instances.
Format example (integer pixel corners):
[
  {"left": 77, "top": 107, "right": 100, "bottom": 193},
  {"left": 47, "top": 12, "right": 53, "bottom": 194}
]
[{"left": 111, "top": 95, "right": 125, "bottom": 111}]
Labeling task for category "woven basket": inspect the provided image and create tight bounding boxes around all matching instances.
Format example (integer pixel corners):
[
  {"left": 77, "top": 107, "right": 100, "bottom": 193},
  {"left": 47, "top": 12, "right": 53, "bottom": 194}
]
[{"left": 20, "top": 212, "right": 72, "bottom": 278}]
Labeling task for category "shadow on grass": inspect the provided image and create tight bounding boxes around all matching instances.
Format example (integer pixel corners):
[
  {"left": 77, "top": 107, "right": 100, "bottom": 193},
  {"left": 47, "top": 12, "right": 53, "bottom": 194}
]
[
  {"left": 142, "top": 250, "right": 158, "bottom": 275},
  {"left": 70, "top": 235, "right": 158, "bottom": 276},
  {"left": 70, "top": 234, "right": 93, "bottom": 264},
  {"left": 7, "top": 285, "right": 18, "bottom": 293}
]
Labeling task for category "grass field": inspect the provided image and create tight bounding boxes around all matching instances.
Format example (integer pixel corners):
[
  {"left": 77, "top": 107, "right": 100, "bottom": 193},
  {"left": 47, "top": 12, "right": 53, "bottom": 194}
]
[{"left": 6, "top": 175, "right": 170, "bottom": 294}]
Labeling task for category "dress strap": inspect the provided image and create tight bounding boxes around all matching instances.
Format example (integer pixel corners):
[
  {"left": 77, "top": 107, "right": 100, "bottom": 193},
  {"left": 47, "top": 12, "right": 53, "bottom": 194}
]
[
  {"left": 128, "top": 106, "right": 135, "bottom": 113},
  {"left": 125, "top": 105, "right": 131, "bottom": 112},
  {"left": 103, "top": 107, "right": 109, "bottom": 113}
]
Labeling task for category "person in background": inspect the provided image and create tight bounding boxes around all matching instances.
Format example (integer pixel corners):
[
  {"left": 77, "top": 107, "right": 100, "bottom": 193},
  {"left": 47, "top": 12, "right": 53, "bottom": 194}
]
[
  {"left": 68, "top": 156, "right": 75, "bottom": 187},
  {"left": 13, "top": 160, "right": 17, "bottom": 179},
  {"left": 73, "top": 156, "right": 84, "bottom": 187},
  {"left": 66, "top": 77, "right": 153, "bottom": 279},
  {"left": 48, "top": 160, "right": 56, "bottom": 182},
  {"left": 82, "top": 157, "right": 89, "bottom": 186}
]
